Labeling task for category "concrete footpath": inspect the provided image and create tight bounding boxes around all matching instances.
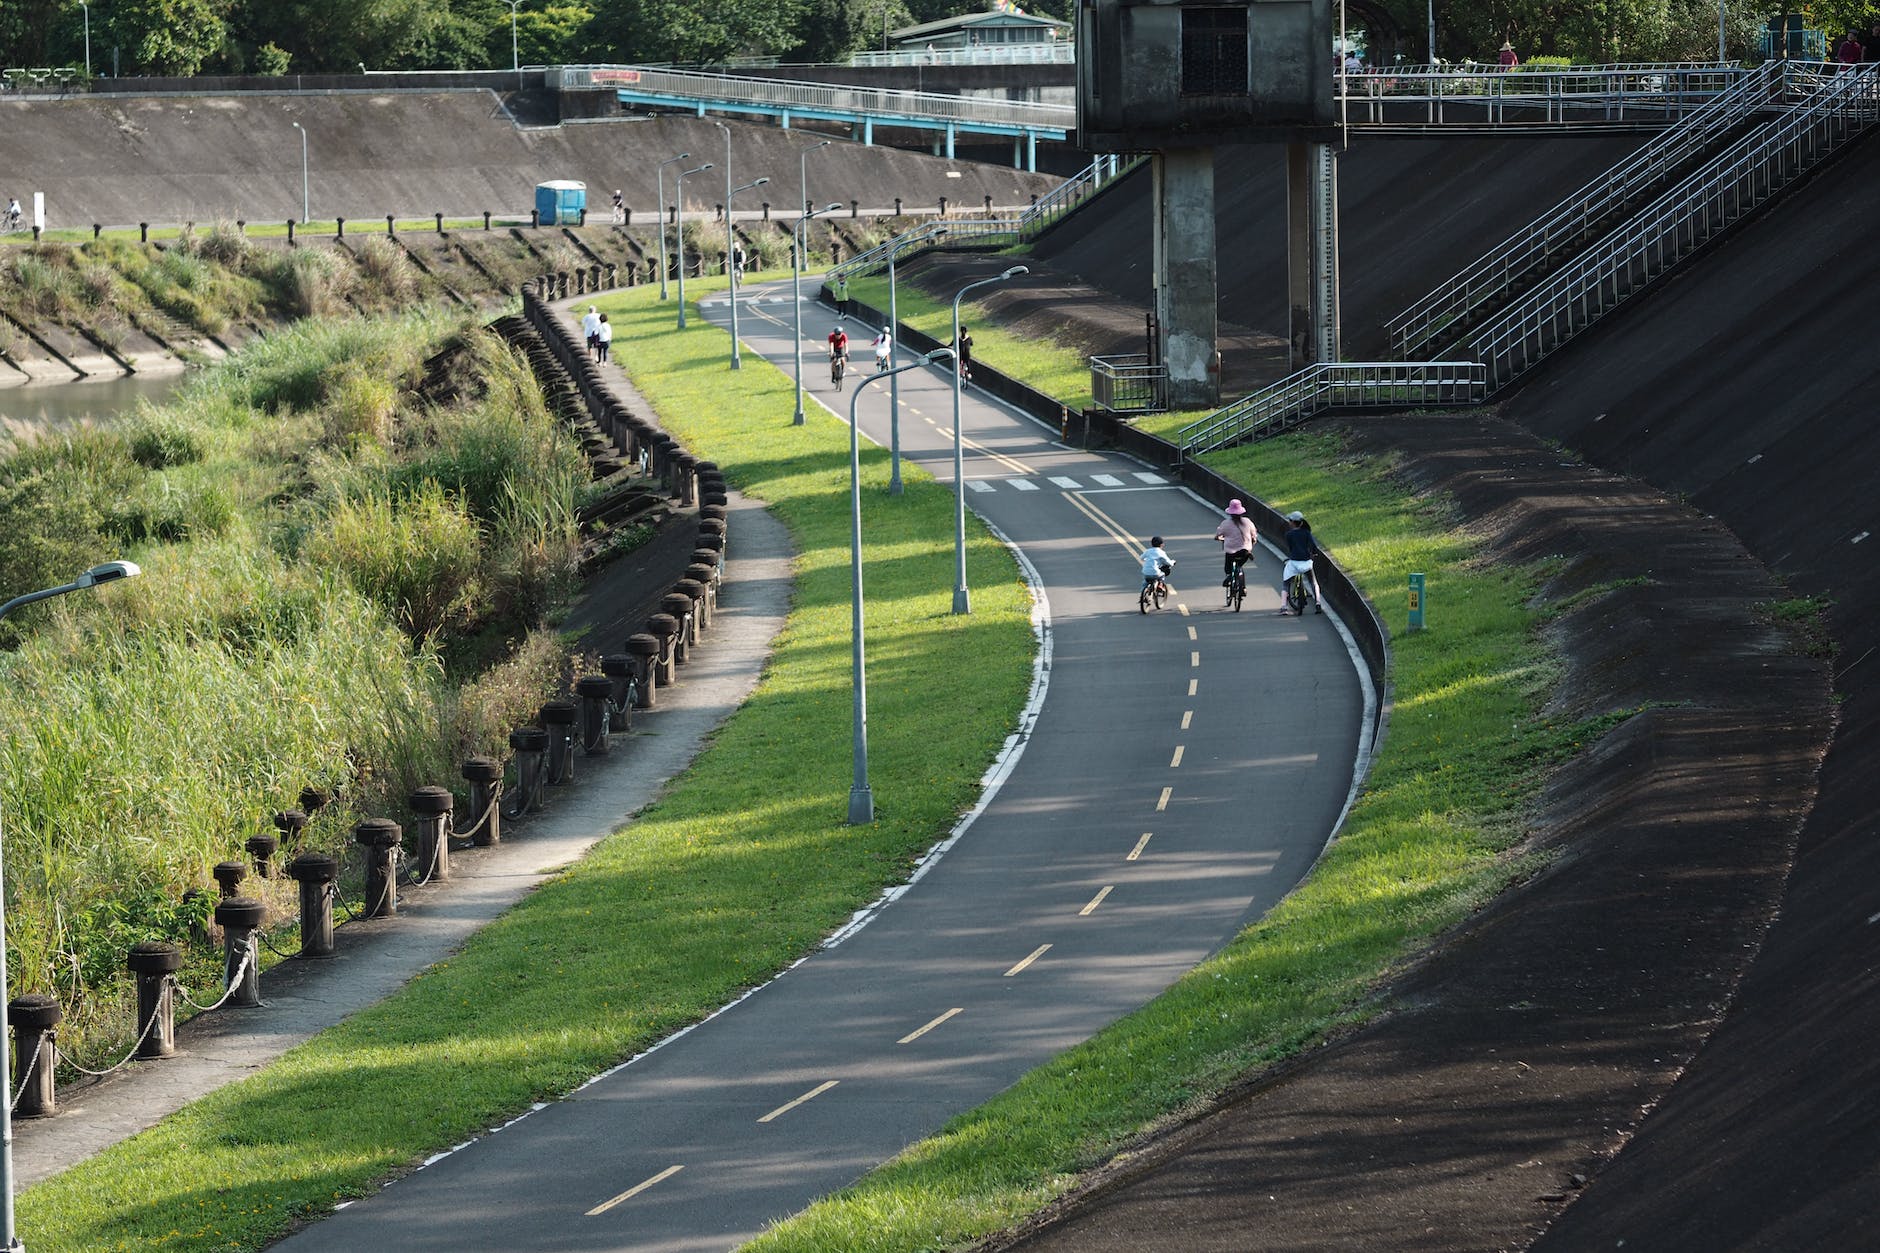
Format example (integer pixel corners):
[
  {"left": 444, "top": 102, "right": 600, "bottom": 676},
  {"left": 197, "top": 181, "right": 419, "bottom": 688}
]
[{"left": 14, "top": 373, "right": 796, "bottom": 1189}]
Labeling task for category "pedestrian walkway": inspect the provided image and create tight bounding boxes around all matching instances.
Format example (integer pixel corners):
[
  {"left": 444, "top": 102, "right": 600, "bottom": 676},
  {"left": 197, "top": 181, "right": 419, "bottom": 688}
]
[{"left": 13, "top": 351, "right": 796, "bottom": 1190}]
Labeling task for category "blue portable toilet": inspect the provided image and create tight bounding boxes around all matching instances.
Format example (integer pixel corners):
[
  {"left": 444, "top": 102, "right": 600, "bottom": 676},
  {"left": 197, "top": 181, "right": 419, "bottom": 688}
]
[{"left": 534, "top": 180, "right": 587, "bottom": 225}]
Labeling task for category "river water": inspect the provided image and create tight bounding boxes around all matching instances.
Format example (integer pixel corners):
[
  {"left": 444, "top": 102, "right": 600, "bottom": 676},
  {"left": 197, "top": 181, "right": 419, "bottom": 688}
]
[{"left": 0, "top": 373, "right": 189, "bottom": 430}]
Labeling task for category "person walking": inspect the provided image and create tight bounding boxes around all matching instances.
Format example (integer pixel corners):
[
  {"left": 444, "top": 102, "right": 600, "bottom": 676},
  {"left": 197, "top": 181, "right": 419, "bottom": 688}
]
[
  {"left": 611, "top": 189, "right": 625, "bottom": 224},
  {"left": 596, "top": 313, "right": 613, "bottom": 364},
  {"left": 832, "top": 274, "right": 850, "bottom": 322},
  {"left": 1498, "top": 40, "right": 1519, "bottom": 69},
  {"left": 581, "top": 305, "right": 602, "bottom": 360}
]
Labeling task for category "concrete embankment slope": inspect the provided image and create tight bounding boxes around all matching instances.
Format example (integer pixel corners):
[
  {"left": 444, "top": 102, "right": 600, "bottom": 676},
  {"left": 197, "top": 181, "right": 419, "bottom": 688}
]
[{"left": 0, "top": 93, "right": 1057, "bottom": 230}]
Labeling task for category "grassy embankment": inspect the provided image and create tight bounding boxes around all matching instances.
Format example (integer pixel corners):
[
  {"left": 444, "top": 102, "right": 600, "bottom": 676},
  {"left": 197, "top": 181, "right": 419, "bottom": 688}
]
[
  {"left": 0, "top": 309, "right": 590, "bottom": 1058},
  {"left": 15, "top": 278, "right": 1036, "bottom": 1251},
  {"left": 745, "top": 430, "right": 1614, "bottom": 1248}
]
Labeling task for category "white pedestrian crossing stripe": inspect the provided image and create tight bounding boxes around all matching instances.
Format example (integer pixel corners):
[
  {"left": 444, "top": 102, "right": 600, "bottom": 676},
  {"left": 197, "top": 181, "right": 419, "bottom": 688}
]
[
  {"left": 1007, "top": 478, "right": 1040, "bottom": 491},
  {"left": 1091, "top": 474, "right": 1124, "bottom": 486},
  {"left": 1048, "top": 476, "right": 1081, "bottom": 489},
  {"left": 965, "top": 480, "right": 995, "bottom": 493},
  {"left": 1133, "top": 472, "right": 1167, "bottom": 484}
]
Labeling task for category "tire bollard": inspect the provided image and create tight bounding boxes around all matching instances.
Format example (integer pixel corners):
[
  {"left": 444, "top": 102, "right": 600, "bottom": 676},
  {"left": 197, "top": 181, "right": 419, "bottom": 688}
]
[
  {"left": 212, "top": 860, "right": 246, "bottom": 899},
  {"left": 461, "top": 757, "right": 503, "bottom": 846},
  {"left": 647, "top": 616, "right": 681, "bottom": 687},
  {"left": 214, "top": 897, "right": 265, "bottom": 1008},
  {"left": 672, "top": 452, "right": 699, "bottom": 507},
  {"left": 285, "top": 853, "right": 338, "bottom": 957},
  {"left": 540, "top": 700, "right": 578, "bottom": 785},
  {"left": 682, "top": 567, "right": 717, "bottom": 619},
  {"left": 354, "top": 819, "right": 402, "bottom": 919},
  {"left": 408, "top": 786, "right": 454, "bottom": 883},
  {"left": 128, "top": 941, "right": 182, "bottom": 1057},
  {"left": 245, "top": 832, "right": 279, "bottom": 879},
  {"left": 299, "top": 785, "right": 331, "bottom": 816},
  {"left": 676, "top": 578, "right": 711, "bottom": 634},
  {"left": 626, "top": 634, "right": 660, "bottom": 709},
  {"left": 576, "top": 675, "right": 615, "bottom": 755},
  {"left": 507, "top": 727, "right": 548, "bottom": 814},
  {"left": 660, "top": 596, "right": 695, "bottom": 663},
  {"left": 600, "top": 655, "right": 637, "bottom": 730},
  {"left": 9, "top": 995, "right": 61, "bottom": 1117},
  {"left": 691, "top": 547, "right": 724, "bottom": 588}
]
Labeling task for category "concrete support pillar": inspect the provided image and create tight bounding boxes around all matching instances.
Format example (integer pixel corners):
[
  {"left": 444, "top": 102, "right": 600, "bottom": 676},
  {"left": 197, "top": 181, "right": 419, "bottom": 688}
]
[
  {"left": 1287, "top": 142, "right": 1342, "bottom": 370},
  {"left": 1152, "top": 149, "right": 1219, "bottom": 410},
  {"left": 945, "top": 123, "right": 956, "bottom": 159},
  {"left": 1027, "top": 132, "right": 1038, "bottom": 172}
]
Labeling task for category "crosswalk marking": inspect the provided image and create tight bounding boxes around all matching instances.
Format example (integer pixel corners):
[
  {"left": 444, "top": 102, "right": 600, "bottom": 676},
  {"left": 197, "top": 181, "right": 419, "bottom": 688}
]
[
  {"left": 1091, "top": 474, "right": 1124, "bottom": 486},
  {"left": 1008, "top": 478, "right": 1040, "bottom": 492},
  {"left": 1048, "top": 476, "right": 1082, "bottom": 489},
  {"left": 1133, "top": 472, "right": 1167, "bottom": 484},
  {"left": 965, "top": 480, "right": 995, "bottom": 493}
]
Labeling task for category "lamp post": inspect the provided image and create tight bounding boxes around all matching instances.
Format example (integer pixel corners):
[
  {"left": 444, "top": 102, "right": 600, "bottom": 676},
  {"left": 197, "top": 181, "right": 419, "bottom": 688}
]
[
  {"left": 846, "top": 353, "right": 951, "bottom": 825},
  {"left": 655, "top": 152, "right": 690, "bottom": 301},
  {"left": 792, "top": 202, "right": 844, "bottom": 425},
  {"left": 885, "top": 225, "right": 946, "bottom": 494},
  {"left": 0, "top": 560, "right": 141, "bottom": 1252},
  {"left": 505, "top": 0, "right": 524, "bottom": 93},
  {"left": 673, "top": 162, "right": 712, "bottom": 328},
  {"left": 950, "top": 266, "right": 1027, "bottom": 614},
  {"left": 1426, "top": 0, "right": 1436, "bottom": 63},
  {"left": 79, "top": 2, "right": 91, "bottom": 78},
  {"left": 290, "top": 121, "right": 309, "bottom": 225},
  {"left": 724, "top": 177, "right": 768, "bottom": 370}
]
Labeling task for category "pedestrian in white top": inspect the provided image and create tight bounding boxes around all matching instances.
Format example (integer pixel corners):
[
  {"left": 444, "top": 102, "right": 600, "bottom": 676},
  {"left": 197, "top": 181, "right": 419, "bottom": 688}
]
[
  {"left": 596, "top": 314, "right": 614, "bottom": 364},
  {"left": 581, "top": 305, "right": 601, "bottom": 360}
]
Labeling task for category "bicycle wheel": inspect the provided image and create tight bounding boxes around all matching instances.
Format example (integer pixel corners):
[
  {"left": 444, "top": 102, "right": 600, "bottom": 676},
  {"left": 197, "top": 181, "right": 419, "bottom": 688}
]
[
  {"left": 1139, "top": 584, "right": 1151, "bottom": 614},
  {"left": 1288, "top": 574, "right": 1308, "bottom": 615},
  {"left": 1231, "top": 573, "right": 1245, "bottom": 612},
  {"left": 1153, "top": 579, "right": 1168, "bottom": 611}
]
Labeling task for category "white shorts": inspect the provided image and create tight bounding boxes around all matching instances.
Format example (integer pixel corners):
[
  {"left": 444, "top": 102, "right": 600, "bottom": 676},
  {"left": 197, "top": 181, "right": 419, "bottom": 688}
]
[{"left": 1281, "top": 559, "right": 1316, "bottom": 582}]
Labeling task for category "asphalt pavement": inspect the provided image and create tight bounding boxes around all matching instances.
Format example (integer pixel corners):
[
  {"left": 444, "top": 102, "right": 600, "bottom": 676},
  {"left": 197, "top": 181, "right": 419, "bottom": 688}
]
[{"left": 271, "top": 281, "right": 1368, "bottom": 1252}]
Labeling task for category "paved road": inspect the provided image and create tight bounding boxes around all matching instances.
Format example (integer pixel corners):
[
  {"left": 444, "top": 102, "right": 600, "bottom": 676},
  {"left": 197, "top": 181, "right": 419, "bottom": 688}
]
[{"left": 273, "top": 284, "right": 1367, "bottom": 1252}]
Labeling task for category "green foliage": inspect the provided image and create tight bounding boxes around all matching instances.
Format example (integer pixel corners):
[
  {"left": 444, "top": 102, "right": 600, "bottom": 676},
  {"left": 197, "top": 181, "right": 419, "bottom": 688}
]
[
  {"left": 491, "top": 3, "right": 595, "bottom": 64},
  {"left": 587, "top": 0, "right": 807, "bottom": 63},
  {"left": 305, "top": 486, "right": 483, "bottom": 643},
  {"left": 254, "top": 40, "right": 293, "bottom": 73},
  {"left": 101, "top": 0, "right": 231, "bottom": 75}
]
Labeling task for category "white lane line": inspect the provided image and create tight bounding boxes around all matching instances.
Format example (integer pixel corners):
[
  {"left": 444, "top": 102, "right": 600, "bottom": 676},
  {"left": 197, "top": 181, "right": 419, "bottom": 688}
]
[
  {"left": 1191, "top": 651, "right": 1200, "bottom": 667},
  {"left": 1008, "top": 478, "right": 1040, "bottom": 491},
  {"left": 1048, "top": 476, "right": 1082, "bottom": 489},
  {"left": 1187, "top": 626, "right": 1197, "bottom": 641},
  {"left": 1091, "top": 474, "right": 1124, "bottom": 486},
  {"left": 1170, "top": 745, "right": 1185, "bottom": 768},
  {"left": 1004, "top": 944, "right": 1052, "bottom": 977},
  {"left": 1188, "top": 679, "right": 1198, "bottom": 696},
  {"left": 899, "top": 1008, "right": 964, "bottom": 1044},
  {"left": 1079, "top": 886, "right": 1114, "bottom": 916},
  {"left": 1156, "top": 786, "right": 1171, "bottom": 811},
  {"left": 1133, "top": 472, "right": 1167, "bottom": 484},
  {"left": 587, "top": 1165, "right": 684, "bottom": 1216},
  {"left": 966, "top": 480, "right": 995, "bottom": 493},
  {"left": 1854, "top": 531, "right": 1871, "bottom": 544},
  {"left": 1181, "top": 710, "right": 1193, "bottom": 730},
  {"left": 1128, "top": 833, "right": 1152, "bottom": 861},
  {"left": 759, "top": 1080, "right": 839, "bottom": 1124}
]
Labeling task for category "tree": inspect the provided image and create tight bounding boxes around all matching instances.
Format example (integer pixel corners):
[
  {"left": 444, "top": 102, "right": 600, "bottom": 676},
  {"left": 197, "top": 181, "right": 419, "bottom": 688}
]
[
  {"left": 490, "top": 4, "right": 596, "bottom": 66},
  {"left": 104, "top": 0, "right": 231, "bottom": 75},
  {"left": 585, "top": 0, "right": 806, "bottom": 64},
  {"left": 785, "top": 0, "right": 885, "bottom": 63}
]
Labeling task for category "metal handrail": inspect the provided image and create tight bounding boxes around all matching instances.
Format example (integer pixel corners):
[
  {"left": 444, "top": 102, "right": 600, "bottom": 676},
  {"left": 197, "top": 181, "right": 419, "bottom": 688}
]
[
  {"left": 554, "top": 64, "right": 1073, "bottom": 130},
  {"left": 1386, "top": 60, "right": 1779, "bottom": 357},
  {"left": 1469, "top": 64, "right": 1879, "bottom": 387},
  {"left": 1339, "top": 63, "right": 1749, "bottom": 129},
  {"left": 849, "top": 45, "right": 1075, "bottom": 68},
  {"left": 1177, "top": 362, "right": 1488, "bottom": 458},
  {"left": 1090, "top": 354, "right": 1168, "bottom": 413},
  {"left": 826, "top": 153, "right": 1132, "bottom": 283}
]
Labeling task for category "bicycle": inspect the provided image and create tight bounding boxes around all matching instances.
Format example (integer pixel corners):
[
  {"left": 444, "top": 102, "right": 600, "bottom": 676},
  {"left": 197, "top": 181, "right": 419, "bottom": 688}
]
[
  {"left": 1227, "top": 565, "right": 1247, "bottom": 612},
  {"left": 830, "top": 351, "right": 847, "bottom": 390},
  {"left": 1139, "top": 560, "right": 1175, "bottom": 614},
  {"left": 1286, "top": 570, "right": 1312, "bottom": 616}
]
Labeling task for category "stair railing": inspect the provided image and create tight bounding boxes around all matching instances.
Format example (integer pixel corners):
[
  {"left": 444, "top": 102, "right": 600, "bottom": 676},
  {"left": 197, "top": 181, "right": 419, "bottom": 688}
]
[{"left": 1177, "top": 361, "right": 1488, "bottom": 459}]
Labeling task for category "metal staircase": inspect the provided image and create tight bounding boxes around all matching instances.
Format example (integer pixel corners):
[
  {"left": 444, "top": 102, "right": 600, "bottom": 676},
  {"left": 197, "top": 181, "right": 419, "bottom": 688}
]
[{"left": 1177, "top": 62, "right": 1878, "bottom": 462}]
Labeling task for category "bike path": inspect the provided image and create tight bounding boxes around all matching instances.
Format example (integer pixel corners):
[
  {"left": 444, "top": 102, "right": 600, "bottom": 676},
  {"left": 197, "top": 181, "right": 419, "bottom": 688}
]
[{"left": 272, "top": 285, "right": 1367, "bottom": 1252}]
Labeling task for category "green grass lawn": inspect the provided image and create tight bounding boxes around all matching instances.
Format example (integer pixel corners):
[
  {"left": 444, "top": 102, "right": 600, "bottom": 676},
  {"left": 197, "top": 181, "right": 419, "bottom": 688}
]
[
  {"left": 746, "top": 430, "right": 1603, "bottom": 1250},
  {"left": 16, "top": 282, "right": 1037, "bottom": 1252},
  {"left": 5, "top": 219, "right": 530, "bottom": 245}
]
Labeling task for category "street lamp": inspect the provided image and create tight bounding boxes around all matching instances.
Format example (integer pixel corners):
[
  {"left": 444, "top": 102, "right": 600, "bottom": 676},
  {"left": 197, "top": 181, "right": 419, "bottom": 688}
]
[
  {"left": 673, "top": 162, "right": 712, "bottom": 328},
  {"left": 290, "top": 121, "right": 309, "bottom": 225},
  {"left": 885, "top": 224, "right": 947, "bottom": 495},
  {"left": 79, "top": 2, "right": 90, "bottom": 78},
  {"left": 846, "top": 353, "right": 951, "bottom": 825},
  {"left": 655, "top": 152, "right": 690, "bottom": 301},
  {"left": 0, "top": 560, "right": 141, "bottom": 1251},
  {"left": 505, "top": 0, "right": 524, "bottom": 93},
  {"left": 950, "top": 266, "right": 1027, "bottom": 614},
  {"left": 792, "top": 202, "right": 844, "bottom": 426},
  {"left": 724, "top": 176, "right": 768, "bottom": 370}
]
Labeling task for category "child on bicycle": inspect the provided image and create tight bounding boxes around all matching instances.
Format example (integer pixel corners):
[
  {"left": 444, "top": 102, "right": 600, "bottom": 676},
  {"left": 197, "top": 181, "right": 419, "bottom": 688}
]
[
  {"left": 872, "top": 326, "right": 893, "bottom": 372},
  {"left": 1278, "top": 511, "right": 1324, "bottom": 614},
  {"left": 1213, "top": 499, "right": 1256, "bottom": 591},
  {"left": 1140, "top": 536, "right": 1174, "bottom": 590}
]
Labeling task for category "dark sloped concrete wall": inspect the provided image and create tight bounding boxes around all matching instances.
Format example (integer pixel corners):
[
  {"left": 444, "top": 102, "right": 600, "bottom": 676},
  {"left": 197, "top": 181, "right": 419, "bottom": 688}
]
[{"left": 0, "top": 93, "right": 1058, "bottom": 229}]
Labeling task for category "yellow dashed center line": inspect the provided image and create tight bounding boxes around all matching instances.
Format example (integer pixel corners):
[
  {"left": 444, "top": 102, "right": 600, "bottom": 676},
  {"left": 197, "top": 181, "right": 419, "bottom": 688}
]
[
  {"left": 1178, "top": 603, "right": 1190, "bottom": 617},
  {"left": 1128, "top": 833, "right": 1152, "bottom": 861},
  {"left": 1169, "top": 745, "right": 1185, "bottom": 768},
  {"left": 1079, "top": 886, "right": 1114, "bottom": 916},
  {"left": 898, "top": 1008, "right": 964, "bottom": 1044},
  {"left": 587, "top": 1165, "right": 684, "bottom": 1216},
  {"left": 1156, "top": 786, "right": 1172, "bottom": 811},
  {"left": 1004, "top": 944, "right": 1052, "bottom": 977},
  {"left": 759, "top": 1080, "right": 839, "bottom": 1124},
  {"left": 1190, "top": 651, "right": 1200, "bottom": 667}
]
